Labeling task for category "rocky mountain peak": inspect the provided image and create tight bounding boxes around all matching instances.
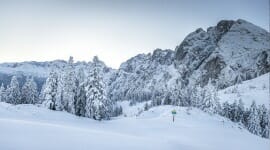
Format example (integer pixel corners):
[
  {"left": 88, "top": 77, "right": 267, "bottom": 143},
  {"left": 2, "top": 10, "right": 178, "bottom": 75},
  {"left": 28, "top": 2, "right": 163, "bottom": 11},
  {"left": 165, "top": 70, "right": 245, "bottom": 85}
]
[{"left": 175, "top": 19, "right": 269, "bottom": 89}]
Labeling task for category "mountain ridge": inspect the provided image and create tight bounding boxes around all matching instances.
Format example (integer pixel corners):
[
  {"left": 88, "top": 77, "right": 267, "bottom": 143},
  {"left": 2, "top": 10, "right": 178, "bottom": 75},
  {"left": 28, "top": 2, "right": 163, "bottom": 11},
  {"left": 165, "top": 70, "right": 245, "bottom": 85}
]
[{"left": 0, "top": 19, "right": 269, "bottom": 100}]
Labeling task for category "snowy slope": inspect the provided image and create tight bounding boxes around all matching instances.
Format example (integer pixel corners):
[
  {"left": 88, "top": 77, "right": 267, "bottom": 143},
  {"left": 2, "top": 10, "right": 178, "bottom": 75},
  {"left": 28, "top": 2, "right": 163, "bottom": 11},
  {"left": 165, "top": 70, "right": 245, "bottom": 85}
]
[
  {"left": 0, "top": 102, "right": 269, "bottom": 150},
  {"left": 218, "top": 73, "right": 269, "bottom": 106}
]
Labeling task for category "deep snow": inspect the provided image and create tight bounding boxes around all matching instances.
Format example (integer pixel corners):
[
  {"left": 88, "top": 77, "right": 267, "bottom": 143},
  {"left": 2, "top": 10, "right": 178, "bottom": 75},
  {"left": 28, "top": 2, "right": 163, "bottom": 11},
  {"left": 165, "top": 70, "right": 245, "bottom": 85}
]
[
  {"left": 218, "top": 73, "right": 269, "bottom": 106},
  {"left": 0, "top": 102, "right": 269, "bottom": 150}
]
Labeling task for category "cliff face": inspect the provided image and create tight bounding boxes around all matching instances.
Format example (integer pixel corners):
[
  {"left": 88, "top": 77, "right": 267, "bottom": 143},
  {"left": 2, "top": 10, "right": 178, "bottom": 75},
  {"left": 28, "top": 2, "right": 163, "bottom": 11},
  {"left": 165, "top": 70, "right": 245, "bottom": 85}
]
[{"left": 175, "top": 19, "right": 270, "bottom": 89}]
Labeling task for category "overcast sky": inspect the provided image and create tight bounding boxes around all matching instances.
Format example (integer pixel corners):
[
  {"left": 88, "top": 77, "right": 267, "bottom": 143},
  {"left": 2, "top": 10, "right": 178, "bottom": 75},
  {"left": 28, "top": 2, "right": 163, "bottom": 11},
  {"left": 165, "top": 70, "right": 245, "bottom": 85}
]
[{"left": 0, "top": 0, "right": 269, "bottom": 68}]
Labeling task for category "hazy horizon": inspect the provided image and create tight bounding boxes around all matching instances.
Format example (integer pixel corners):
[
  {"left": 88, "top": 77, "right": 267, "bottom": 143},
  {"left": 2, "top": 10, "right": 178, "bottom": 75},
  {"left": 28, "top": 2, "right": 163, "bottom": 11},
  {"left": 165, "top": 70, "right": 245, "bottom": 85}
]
[{"left": 0, "top": 0, "right": 269, "bottom": 68}]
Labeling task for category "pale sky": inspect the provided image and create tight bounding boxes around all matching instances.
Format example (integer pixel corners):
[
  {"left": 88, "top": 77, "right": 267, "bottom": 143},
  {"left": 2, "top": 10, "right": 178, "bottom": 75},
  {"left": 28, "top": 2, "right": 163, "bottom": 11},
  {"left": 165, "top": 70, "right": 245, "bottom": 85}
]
[{"left": 0, "top": 0, "right": 269, "bottom": 68}]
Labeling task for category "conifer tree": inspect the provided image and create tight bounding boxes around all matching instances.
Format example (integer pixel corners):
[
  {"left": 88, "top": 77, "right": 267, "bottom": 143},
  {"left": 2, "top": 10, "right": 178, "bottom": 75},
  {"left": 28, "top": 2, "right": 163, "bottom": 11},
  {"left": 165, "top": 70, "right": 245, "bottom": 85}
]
[
  {"left": 61, "top": 56, "right": 77, "bottom": 114},
  {"left": 6, "top": 76, "right": 21, "bottom": 104},
  {"left": 247, "top": 101, "right": 261, "bottom": 135},
  {"left": 75, "top": 68, "right": 86, "bottom": 116},
  {"left": 42, "top": 71, "right": 58, "bottom": 110},
  {"left": 85, "top": 56, "right": 112, "bottom": 120},
  {"left": 258, "top": 104, "right": 269, "bottom": 138},
  {"left": 0, "top": 83, "right": 6, "bottom": 102},
  {"left": 237, "top": 99, "right": 245, "bottom": 124},
  {"left": 75, "top": 82, "right": 86, "bottom": 116},
  {"left": 21, "top": 77, "right": 38, "bottom": 104}
]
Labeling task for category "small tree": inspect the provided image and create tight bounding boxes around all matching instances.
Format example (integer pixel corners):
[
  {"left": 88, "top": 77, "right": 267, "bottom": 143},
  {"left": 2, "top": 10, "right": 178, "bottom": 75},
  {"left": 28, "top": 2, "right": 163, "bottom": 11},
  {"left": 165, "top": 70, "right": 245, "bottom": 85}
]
[{"left": 144, "top": 103, "right": 149, "bottom": 111}]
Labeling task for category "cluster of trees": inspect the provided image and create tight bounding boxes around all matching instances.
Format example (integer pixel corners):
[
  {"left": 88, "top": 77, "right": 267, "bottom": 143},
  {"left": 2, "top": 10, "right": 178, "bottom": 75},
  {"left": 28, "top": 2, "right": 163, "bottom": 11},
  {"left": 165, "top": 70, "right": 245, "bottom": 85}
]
[
  {"left": 149, "top": 83, "right": 220, "bottom": 114},
  {"left": 147, "top": 83, "right": 269, "bottom": 138},
  {"left": 0, "top": 56, "right": 122, "bottom": 121},
  {"left": 0, "top": 76, "right": 38, "bottom": 105},
  {"left": 40, "top": 56, "right": 122, "bottom": 120},
  {"left": 222, "top": 100, "right": 269, "bottom": 138}
]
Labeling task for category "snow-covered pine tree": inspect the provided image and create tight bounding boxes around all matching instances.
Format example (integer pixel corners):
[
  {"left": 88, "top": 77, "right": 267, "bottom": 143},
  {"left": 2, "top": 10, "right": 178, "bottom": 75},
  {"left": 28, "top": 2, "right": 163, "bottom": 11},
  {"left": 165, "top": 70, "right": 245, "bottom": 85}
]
[
  {"left": 189, "top": 85, "right": 205, "bottom": 109},
  {"left": 237, "top": 99, "right": 245, "bottom": 124},
  {"left": 77, "top": 68, "right": 85, "bottom": 84},
  {"left": 231, "top": 100, "right": 239, "bottom": 122},
  {"left": 222, "top": 101, "right": 232, "bottom": 119},
  {"left": 6, "top": 76, "right": 21, "bottom": 104},
  {"left": 265, "top": 108, "right": 270, "bottom": 138},
  {"left": 85, "top": 56, "right": 112, "bottom": 120},
  {"left": 55, "top": 70, "right": 64, "bottom": 111},
  {"left": 144, "top": 103, "right": 149, "bottom": 111},
  {"left": 163, "top": 92, "right": 172, "bottom": 105},
  {"left": 190, "top": 86, "right": 200, "bottom": 108},
  {"left": 170, "top": 79, "right": 186, "bottom": 106},
  {"left": 75, "top": 68, "right": 86, "bottom": 116},
  {"left": 75, "top": 82, "right": 86, "bottom": 116},
  {"left": 202, "top": 83, "right": 221, "bottom": 114},
  {"left": 258, "top": 104, "right": 269, "bottom": 138},
  {"left": 247, "top": 101, "right": 261, "bottom": 136},
  {"left": 21, "top": 77, "right": 38, "bottom": 104},
  {"left": 61, "top": 56, "right": 77, "bottom": 114},
  {"left": 114, "top": 105, "right": 123, "bottom": 116},
  {"left": 242, "top": 108, "right": 251, "bottom": 127},
  {"left": 0, "top": 83, "right": 6, "bottom": 102},
  {"left": 38, "top": 83, "right": 46, "bottom": 104},
  {"left": 151, "top": 94, "right": 162, "bottom": 106},
  {"left": 42, "top": 71, "right": 58, "bottom": 110}
]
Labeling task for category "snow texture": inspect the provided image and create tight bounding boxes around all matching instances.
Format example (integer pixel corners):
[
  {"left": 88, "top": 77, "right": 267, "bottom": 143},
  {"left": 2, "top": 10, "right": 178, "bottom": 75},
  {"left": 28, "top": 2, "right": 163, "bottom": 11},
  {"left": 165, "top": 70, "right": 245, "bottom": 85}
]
[{"left": 0, "top": 102, "right": 269, "bottom": 150}]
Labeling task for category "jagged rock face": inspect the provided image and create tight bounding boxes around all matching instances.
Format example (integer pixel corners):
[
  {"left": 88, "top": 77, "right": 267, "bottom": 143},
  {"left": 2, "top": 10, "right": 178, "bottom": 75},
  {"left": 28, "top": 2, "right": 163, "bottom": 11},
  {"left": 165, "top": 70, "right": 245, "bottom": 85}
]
[
  {"left": 175, "top": 28, "right": 216, "bottom": 72},
  {"left": 175, "top": 19, "right": 270, "bottom": 89},
  {"left": 208, "top": 20, "right": 235, "bottom": 42},
  {"left": 108, "top": 49, "right": 179, "bottom": 102}
]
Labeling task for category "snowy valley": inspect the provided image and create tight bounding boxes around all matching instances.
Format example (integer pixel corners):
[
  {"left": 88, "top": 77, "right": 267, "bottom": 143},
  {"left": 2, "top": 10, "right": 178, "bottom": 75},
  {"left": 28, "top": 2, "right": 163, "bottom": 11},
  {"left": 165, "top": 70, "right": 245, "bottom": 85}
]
[{"left": 0, "top": 19, "right": 269, "bottom": 150}]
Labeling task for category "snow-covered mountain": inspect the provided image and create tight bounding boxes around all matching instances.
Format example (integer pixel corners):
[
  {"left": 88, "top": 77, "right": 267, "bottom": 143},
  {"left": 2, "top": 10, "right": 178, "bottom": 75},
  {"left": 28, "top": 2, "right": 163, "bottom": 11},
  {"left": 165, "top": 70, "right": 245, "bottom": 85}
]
[
  {"left": 0, "top": 19, "right": 269, "bottom": 102},
  {"left": 109, "top": 19, "right": 269, "bottom": 102},
  {"left": 108, "top": 49, "right": 179, "bottom": 102},
  {"left": 175, "top": 19, "right": 270, "bottom": 89}
]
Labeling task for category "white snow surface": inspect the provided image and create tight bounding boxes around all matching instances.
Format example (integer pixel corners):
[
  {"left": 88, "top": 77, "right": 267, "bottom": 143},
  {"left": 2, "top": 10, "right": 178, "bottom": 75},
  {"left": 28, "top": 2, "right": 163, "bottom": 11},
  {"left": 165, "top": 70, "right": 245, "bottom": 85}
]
[
  {"left": 0, "top": 102, "right": 269, "bottom": 150},
  {"left": 218, "top": 73, "right": 269, "bottom": 106}
]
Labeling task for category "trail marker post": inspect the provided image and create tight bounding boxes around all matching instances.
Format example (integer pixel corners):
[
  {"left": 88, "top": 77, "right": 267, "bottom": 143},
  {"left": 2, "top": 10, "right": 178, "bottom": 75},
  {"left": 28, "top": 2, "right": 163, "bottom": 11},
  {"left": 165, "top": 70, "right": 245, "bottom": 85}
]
[{"left": 171, "top": 109, "right": 177, "bottom": 122}]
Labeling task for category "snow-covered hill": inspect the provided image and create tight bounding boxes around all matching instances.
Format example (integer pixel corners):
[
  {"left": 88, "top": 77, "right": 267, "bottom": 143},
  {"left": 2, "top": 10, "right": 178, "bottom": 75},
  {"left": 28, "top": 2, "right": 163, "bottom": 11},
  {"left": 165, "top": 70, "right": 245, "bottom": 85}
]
[
  {"left": 0, "top": 102, "right": 269, "bottom": 150},
  {"left": 218, "top": 73, "right": 269, "bottom": 106}
]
